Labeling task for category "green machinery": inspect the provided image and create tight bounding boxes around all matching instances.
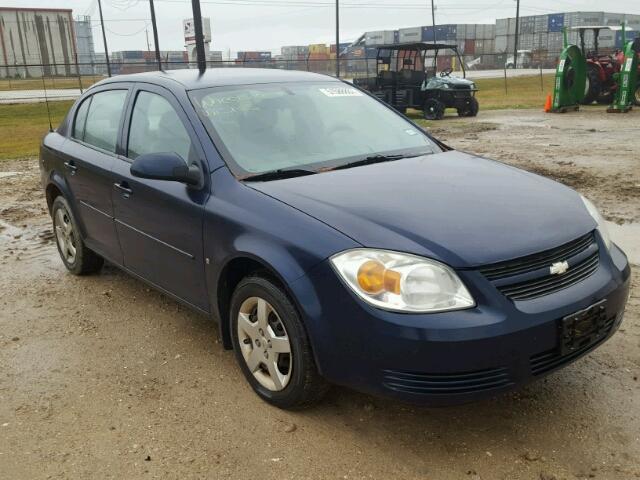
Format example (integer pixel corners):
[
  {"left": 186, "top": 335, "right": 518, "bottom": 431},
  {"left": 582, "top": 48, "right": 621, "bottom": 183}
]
[
  {"left": 607, "top": 24, "right": 639, "bottom": 113},
  {"left": 550, "top": 28, "right": 586, "bottom": 113},
  {"left": 551, "top": 24, "right": 638, "bottom": 113}
]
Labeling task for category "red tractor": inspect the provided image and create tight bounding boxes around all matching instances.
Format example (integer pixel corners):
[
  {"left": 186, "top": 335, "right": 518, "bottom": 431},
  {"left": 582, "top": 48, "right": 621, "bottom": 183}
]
[{"left": 576, "top": 26, "right": 640, "bottom": 105}]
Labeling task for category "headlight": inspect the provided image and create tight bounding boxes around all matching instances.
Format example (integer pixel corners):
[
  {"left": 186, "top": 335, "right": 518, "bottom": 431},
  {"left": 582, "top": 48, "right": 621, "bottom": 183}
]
[
  {"left": 330, "top": 249, "right": 475, "bottom": 313},
  {"left": 580, "top": 195, "right": 612, "bottom": 250}
]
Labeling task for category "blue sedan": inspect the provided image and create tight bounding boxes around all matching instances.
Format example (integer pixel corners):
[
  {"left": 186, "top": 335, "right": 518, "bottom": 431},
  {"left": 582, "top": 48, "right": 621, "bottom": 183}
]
[{"left": 39, "top": 69, "right": 631, "bottom": 409}]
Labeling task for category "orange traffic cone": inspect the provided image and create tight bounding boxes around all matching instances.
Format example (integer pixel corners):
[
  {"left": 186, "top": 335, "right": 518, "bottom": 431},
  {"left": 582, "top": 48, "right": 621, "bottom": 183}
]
[{"left": 544, "top": 94, "right": 552, "bottom": 112}]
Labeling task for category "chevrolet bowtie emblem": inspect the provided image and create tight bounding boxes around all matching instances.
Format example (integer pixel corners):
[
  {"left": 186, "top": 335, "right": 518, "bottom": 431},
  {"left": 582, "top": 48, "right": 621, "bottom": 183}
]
[{"left": 549, "top": 260, "right": 569, "bottom": 275}]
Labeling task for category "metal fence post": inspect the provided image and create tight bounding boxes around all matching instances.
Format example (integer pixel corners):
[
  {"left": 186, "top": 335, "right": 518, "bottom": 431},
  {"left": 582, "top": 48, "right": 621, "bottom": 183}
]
[{"left": 504, "top": 66, "right": 508, "bottom": 95}]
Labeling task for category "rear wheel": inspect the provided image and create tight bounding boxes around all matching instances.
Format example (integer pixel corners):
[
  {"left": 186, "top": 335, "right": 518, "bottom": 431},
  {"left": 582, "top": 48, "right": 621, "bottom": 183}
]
[
  {"left": 457, "top": 97, "right": 479, "bottom": 117},
  {"left": 423, "top": 98, "right": 445, "bottom": 120},
  {"left": 230, "top": 275, "right": 329, "bottom": 409},
  {"left": 634, "top": 83, "right": 640, "bottom": 106},
  {"left": 582, "top": 64, "right": 601, "bottom": 105},
  {"left": 51, "top": 196, "right": 103, "bottom": 275}
]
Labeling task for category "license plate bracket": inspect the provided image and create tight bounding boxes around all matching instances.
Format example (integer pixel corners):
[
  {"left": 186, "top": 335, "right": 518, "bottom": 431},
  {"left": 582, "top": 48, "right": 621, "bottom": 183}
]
[{"left": 559, "top": 300, "right": 608, "bottom": 356}]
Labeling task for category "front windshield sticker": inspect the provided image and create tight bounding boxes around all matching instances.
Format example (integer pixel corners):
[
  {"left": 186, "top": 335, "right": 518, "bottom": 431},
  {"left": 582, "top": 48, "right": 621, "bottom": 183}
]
[
  {"left": 405, "top": 129, "right": 418, "bottom": 136},
  {"left": 319, "top": 87, "right": 363, "bottom": 97}
]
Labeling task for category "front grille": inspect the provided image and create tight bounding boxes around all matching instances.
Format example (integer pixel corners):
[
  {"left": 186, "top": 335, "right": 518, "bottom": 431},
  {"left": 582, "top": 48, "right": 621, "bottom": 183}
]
[
  {"left": 479, "top": 232, "right": 599, "bottom": 301},
  {"left": 382, "top": 367, "right": 513, "bottom": 395},
  {"left": 530, "top": 314, "right": 616, "bottom": 376}
]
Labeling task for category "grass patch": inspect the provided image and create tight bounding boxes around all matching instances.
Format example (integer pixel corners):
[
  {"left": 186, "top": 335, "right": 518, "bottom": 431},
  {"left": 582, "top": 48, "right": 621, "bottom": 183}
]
[
  {"left": 0, "top": 76, "right": 102, "bottom": 91},
  {"left": 0, "top": 101, "right": 73, "bottom": 159},
  {"left": 475, "top": 74, "right": 554, "bottom": 110}
]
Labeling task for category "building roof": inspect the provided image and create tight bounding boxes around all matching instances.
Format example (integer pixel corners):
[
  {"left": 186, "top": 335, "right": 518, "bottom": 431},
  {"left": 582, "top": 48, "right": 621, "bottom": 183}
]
[
  {"left": 100, "top": 68, "right": 338, "bottom": 90},
  {"left": 0, "top": 7, "right": 72, "bottom": 13}
]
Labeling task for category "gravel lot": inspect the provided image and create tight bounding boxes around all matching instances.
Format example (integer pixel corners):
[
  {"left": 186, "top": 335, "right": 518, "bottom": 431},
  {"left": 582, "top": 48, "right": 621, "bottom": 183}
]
[{"left": 1, "top": 108, "right": 638, "bottom": 480}]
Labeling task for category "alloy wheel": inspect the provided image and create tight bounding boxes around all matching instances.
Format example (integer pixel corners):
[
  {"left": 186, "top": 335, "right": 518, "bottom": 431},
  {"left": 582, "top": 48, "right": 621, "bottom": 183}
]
[
  {"left": 237, "top": 296, "right": 292, "bottom": 391},
  {"left": 54, "top": 206, "right": 77, "bottom": 264}
]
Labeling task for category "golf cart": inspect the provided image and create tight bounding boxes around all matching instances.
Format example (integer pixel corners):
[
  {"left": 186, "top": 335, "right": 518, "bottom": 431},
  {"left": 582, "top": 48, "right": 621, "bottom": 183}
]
[
  {"left": 353, "top": 42, "right": 479, "bottom": 120},
  {"left": 573, "top": 25, "right": 640, "bottom": 105}
]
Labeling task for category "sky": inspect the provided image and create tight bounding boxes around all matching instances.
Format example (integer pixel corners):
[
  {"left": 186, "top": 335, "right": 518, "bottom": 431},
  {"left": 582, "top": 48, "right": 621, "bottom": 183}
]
[{"left": 4, "top": 0, "right": 640, "bottom": 56}]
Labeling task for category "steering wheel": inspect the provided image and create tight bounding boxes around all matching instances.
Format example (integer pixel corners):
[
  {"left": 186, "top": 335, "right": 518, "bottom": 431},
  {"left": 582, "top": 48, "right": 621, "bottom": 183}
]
[{"left": 440, "top": 67, "right": 453, "bottom": 77}]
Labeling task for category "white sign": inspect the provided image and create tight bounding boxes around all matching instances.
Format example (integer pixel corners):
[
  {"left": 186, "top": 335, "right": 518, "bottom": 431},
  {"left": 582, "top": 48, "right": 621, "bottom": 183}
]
[
  {"left": 319, "top": 87, "right": 363, "bottom": 97},
  {"left": 183, "top": 17, "right": 212, "bottom": 45}
]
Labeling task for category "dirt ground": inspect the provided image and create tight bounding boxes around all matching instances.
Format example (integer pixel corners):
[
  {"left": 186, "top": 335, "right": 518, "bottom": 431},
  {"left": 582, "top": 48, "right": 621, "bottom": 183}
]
[{"left": 1, "top": 108, "right": 639, "bottom": 480}]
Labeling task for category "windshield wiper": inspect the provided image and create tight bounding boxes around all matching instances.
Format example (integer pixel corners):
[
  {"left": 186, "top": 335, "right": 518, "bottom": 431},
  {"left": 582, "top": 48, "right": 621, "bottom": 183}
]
[
  {"left": 331, "top": 152, "right": 429, "bottom": 171},
  {"left": 242, "top": 168, "right": 317, "bottom": 182}
]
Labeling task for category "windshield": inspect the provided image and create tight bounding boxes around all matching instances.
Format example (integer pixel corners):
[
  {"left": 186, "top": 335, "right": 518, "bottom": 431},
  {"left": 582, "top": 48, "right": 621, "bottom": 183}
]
[{"left": 189, "top": 82, "right": 439, "bottom": 176}]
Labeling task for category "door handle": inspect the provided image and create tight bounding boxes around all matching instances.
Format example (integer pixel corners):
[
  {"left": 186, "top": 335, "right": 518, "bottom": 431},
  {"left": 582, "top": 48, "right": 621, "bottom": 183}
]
[
  {"left": 114, "top": 182, "right": 133, "bottom": 196},
  {"left": 64, "top": 161, "right": 77, "bottom": 174}
]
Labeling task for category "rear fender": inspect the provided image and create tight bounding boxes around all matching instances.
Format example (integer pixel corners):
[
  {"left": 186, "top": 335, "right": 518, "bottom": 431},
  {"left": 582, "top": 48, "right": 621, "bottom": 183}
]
[{"left": 45, "top": 172, "right": 88, "bottom": 239}]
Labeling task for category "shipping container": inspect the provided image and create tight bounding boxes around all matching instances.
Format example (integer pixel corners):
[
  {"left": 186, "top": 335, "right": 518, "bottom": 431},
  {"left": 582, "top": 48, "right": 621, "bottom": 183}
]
[
  {"left": 496, "top": 18, "right": 509, "bottom": 36},
  {"left": 615, "top": 30, "right": 639, "bottom": 48},
  {"left": 603, "top": 13, "right": 624, "bottom": 26},
  {"left": 565, "top": 12, "right": 604, "bottom": 27},
  {"left": 519, "top": 33, "right": 535, "bottom": 50},
  {"left": 547, "top": 32, "right": 564, "bottom": 53},
  {"left": 548, "top": 13, "right": 564, "bottom": 32},
  {"left": 473, "top": 40, "right": 484, "bottom": 55},
  {"left": 422, "top": 26, "right": 435, "bottom": 42},
  {"left": 398, "top": 26, "right": 423, "bottom": 43},
  {"left": 534, "top": 33, "right": 548, "bottom": 50},
  {"left": 535, "top": 15, "right": 548, "bottom": 33},
  {"left": 456, "top": 24, "right": 467, "bottom": 40},
  {"left": 464, "top": 39, "right": 475, "bottom": 55},
  {"left": 520, "top": 16, "right": 536, "bottom": 34},
  {"left": 435, "top": 24, "right": 457, "bottom": 41},
  {"left": 309, "top": 43, "right": 328, "bottom": 54},
  {"left": 364, "top": 30, "right": 396, "bottom": 46},
  {"left": 495, "top": 35, "right": 515, "bottom": 53},
  {"left": 626, "top": 14, "right": 640, "bottom": 30}
]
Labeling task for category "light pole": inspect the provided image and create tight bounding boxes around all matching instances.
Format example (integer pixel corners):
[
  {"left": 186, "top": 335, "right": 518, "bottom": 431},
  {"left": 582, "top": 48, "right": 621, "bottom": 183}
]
[
  {"left": 513, "top": 0, "right": 520, "bottom": 69},
  {"left": 335, "top": 0, "right": 340, "bottom": 77},
  {"left": 149, "top": 0, "right": 162, "bottom": 70},
  {"left": 96, "top": 0, "right": 111, "bottom": 76}
]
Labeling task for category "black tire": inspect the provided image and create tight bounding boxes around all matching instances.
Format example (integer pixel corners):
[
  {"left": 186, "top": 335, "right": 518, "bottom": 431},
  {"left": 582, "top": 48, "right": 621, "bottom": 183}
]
[
  {"left": 51, "top": 196, "right": 104, "bottom": 275},
  {"left": 423, "top": 98, "right": 445, "bottom": 120},
  {"left": 633, "top": 83, "right": 640, "bottom": 106},
  {"left": 230, "top": 275, "right": 329, "bottom": 409},
  {"left": 581, "top": 64, "right": 601, "bottom": 105},
  {"left": 457, "top": 97, "right": 479, "bottom": 117}
]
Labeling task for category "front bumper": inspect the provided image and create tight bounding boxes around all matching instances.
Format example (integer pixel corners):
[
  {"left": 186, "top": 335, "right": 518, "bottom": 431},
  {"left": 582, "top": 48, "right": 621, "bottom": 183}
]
[{"left": 290, "top": 242, "right": 631, "bottom": 405}]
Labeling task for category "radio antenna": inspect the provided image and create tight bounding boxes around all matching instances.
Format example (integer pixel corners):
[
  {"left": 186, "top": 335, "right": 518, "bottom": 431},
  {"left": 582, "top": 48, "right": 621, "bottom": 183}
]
[{"left": 41, "top": 74, "right": 53, "bottom": 132}]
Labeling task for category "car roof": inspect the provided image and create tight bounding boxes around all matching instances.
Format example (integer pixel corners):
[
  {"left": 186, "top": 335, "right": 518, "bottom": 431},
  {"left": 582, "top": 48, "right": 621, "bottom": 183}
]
[{"left": 96, "top": 68, "right": 339, "bottom": 91}]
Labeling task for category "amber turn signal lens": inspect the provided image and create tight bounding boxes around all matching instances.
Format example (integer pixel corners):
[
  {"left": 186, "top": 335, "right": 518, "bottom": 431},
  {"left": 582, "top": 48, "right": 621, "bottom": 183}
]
[{"left": 357, "top": 260, "right": 401, "bottom": 295}]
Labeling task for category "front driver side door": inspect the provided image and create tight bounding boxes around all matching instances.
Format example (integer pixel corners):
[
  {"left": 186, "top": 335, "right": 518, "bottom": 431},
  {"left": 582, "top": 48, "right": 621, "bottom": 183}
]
[{"left": 111, "top": 84, "right": 210, "bottom": 312}]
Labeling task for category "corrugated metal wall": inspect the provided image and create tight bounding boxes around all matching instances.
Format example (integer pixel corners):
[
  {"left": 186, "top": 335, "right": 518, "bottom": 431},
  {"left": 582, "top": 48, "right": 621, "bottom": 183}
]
[{"left": 0, "top": 7, "right": 77, "bottom": 78}]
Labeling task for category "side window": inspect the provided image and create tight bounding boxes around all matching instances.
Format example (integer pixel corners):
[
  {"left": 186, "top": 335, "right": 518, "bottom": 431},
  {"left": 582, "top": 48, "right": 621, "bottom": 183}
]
[
  {"left": 128, "top": 91, "right": 194, "bottom": 162},
  {"left": 83, "top": 90, "right": 128, "bottom": 153},
  {"left": 72, "top": 97, "right": 91, "bottom": 141}
]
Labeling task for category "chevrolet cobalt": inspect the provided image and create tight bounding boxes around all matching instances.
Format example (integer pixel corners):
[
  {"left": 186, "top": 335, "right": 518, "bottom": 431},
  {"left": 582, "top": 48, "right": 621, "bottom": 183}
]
[{"left": 40, "top": 69, "right": 630, "bottom": 409}]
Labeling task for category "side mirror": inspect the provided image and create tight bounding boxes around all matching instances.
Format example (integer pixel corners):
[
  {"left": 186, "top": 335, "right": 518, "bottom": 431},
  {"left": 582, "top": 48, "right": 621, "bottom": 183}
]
[{"left": 130, "top": 152, "right": 201, "bottom": 186}]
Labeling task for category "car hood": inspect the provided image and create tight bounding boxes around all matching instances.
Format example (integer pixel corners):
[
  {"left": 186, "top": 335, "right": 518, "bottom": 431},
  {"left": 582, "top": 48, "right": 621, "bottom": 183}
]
[
  {"left": 425, "top": 76, "right": 475, "bottom": 90},
  {"left": 249, "top": 151, "right": 596, "bottom": 268}
]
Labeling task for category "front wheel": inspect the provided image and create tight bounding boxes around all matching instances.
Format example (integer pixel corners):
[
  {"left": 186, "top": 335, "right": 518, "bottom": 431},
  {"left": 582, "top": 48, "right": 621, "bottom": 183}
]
[
  {"left": 457, "top": 97, "right": 479, "bottom": 117},
  {"left": 230, "top": 275, "right": 329, "bottom": 409},
  {"left": 423, "top": 98, "right": 445, "bottom": 120},
  {"left": 51, "top": 196, "right": 103, "bottom": 275}
]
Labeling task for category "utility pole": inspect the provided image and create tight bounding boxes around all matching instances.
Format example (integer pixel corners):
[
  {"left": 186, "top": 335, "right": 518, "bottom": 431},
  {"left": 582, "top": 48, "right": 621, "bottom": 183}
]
[
  {"left": 146, "top": 29, "right": 151, "bottom": 51},
  {"left": 335, "top": 0, "right": 340, "bottom": 77},
  {"left": 513, "top": 0, "right": 520, "bottom": 69},
  {"left": 149, "top": 0, "right": 162, "bottom": 71},
  {"left": 96, "top": 0, "right": 111, "bottom": 76},
  {"left": 191, "top": 0, "right": 207, "bottom": 73},
  {"left": 431, "top": 0, "right": 436, "bottom": 44}
]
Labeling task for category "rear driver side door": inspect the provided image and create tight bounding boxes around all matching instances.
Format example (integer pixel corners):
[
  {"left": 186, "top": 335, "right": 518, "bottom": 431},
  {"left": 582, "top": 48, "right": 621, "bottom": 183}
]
[{"left": 111, "top": 84, "right": 210, "bottom": 312}]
